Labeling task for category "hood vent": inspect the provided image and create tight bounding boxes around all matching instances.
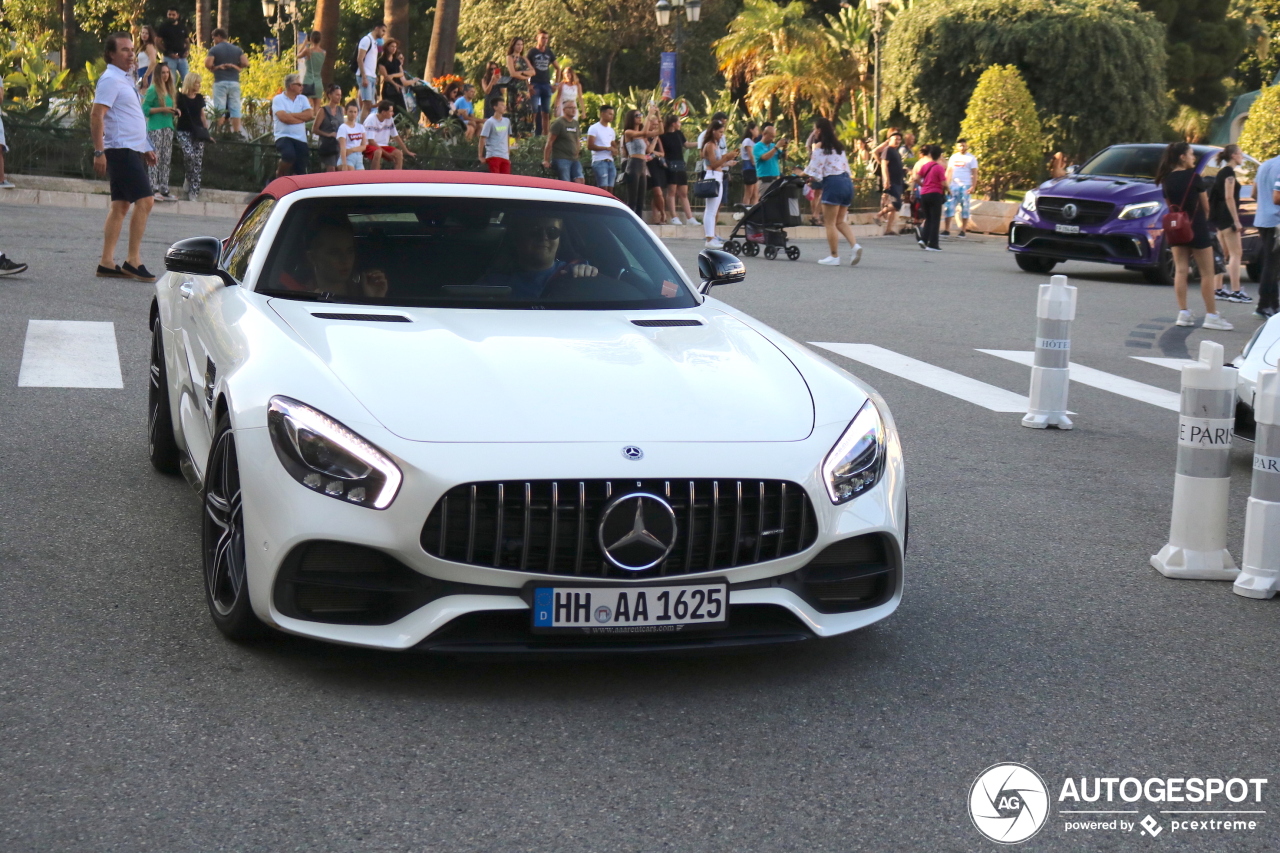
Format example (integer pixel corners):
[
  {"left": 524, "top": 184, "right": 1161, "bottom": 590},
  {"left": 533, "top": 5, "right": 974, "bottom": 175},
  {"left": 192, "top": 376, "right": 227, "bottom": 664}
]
[
  {"left": 631, "top": 318, "right": 704, "bottom": 327},
  {"left": 311, "top": 312, "right": 412, "bottom": 323}
]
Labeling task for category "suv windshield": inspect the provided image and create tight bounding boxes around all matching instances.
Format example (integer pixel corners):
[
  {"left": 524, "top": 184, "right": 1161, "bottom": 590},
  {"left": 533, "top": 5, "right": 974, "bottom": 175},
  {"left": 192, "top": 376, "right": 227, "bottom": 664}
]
[
  {"left": 257, "top": 197, "right": 697, "bottom": 309},
  {"left": 1077, "top": 146, "right": 1164, "bottom": 180}
]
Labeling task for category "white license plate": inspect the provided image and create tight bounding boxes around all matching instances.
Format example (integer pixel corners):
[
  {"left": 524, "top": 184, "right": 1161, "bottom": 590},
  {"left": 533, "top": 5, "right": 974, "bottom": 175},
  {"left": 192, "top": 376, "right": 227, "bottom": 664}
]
[
  {"left": 531, "top": 582, "right": 727, "bottom": 634},
  {"left": 1055, "top": 224, "right": 1080, "bottom": 234}
]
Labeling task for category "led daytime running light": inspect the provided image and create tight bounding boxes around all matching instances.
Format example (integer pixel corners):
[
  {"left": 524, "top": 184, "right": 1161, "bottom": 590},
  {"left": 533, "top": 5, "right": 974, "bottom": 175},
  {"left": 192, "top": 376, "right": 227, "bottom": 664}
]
[
  {"left": 267, "top": 396, "right": 402, "bottom": 509},
  {"left": 822, "top": 400, "right": 886, "bottom": 504}
]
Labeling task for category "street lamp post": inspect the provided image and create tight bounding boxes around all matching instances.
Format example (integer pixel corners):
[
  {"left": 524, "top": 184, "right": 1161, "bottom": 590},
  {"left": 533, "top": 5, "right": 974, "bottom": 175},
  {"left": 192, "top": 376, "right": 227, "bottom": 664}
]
[
  {"left": 654, "top": 0, "right": 700, "bottom": 99},
  {"left": 261, "top": 0, "right": 301, "bottom": 57},
  {"left": 868, "top": 0, "right": 886, "bottom": 141}
]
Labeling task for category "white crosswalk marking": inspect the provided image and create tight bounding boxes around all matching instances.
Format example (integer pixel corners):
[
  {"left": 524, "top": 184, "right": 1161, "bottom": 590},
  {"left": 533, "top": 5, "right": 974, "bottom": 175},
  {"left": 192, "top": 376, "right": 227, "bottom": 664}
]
[
  {"left": 17, "top": 320, "right": 124, "bottom": 388},
  {"left": 978, "top": 350, "right": 1180, "bottom": 411},
  {"left": 1131, "top": 357, "right": 1198, "bottom": 371},
  {"left": 811, "top": 342, "right": 1030, "bottom": 412}
]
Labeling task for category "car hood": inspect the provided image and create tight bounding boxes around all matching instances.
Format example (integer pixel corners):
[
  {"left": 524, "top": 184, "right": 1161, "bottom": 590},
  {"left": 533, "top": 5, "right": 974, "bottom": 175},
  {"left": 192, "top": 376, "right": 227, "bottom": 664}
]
[
  {"left": 1036, "top": 175, "right": 1161, "bottom": 205},
  {"left": 268, "top": 301, "right": 815, "bottom": 443}
]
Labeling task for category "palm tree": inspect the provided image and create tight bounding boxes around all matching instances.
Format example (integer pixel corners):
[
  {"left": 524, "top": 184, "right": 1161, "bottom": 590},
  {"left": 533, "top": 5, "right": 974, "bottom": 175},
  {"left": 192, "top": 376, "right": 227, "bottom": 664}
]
[
  {"left": 746, "top": 44, "right": 837, "bottom": 140},
  {"left": 823, "top": 3, "right": 873, "bottom": 118},
  {"left": 425, "top": 0, "right": 461, "bottom": 79},
  {"left": 314, "top": 0, "right": 340, "bottom": 85},
  {"left": 714, "top": 0, "right": 817, "bottom": 87},
  {"left": 384, "top": 0, "right": 408, "bottom": 49}
]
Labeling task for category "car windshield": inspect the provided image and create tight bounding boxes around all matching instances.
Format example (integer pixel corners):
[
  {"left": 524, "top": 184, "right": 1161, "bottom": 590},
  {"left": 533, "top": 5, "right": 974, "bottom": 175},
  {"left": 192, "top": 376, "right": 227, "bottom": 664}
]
[
  {"left": 256, "top": 197, "right": 697, "bottom": 309},
  {"left": 1076, "top": 147, "right": 1165, "bottom": 180}
]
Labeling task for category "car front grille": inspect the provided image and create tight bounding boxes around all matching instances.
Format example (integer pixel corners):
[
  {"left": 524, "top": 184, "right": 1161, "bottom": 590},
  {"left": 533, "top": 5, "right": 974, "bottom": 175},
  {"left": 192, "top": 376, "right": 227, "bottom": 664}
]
[
  {"left": 1036, "top": 197, "right": 1115, "bottom": 225},
  {"left": 420, "top": 479, "right": 818, "bottom": 579}
]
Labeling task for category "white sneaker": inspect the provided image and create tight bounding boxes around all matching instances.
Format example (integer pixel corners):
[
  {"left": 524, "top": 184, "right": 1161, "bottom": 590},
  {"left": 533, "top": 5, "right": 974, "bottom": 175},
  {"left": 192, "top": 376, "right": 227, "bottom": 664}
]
[
  {"left": 704, "top": 238, "right": 724, "bottom": 249},
  {"left": 687, "top": 218, "right": 700, "bottom": 226},
  {"left": 1203, "top": 313, "right": 1234, "bottom": 331},
  {"left": 817, "top": 255, "right": 841, "bottom": 266},
  {"left": 849, "top": 244, "right": 863, "bottom": 267},
  {"left": 0, "top": 180, "right": 15, "bottom": 189},
  {"left": 669, "top": 217, "right": 682, "bottom": 225},
  {"left": 925, "top": 246, "right": 942, "bottom": 252},
  {"left": 1175, "top": 310, "right": 1194, "bottom": 327}
]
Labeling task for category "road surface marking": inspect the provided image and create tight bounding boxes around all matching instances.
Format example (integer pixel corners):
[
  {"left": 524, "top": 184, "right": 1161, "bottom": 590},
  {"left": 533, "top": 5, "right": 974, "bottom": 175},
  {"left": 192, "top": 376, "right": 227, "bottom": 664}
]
[
  {"left": 811, "top": 342, "right": 1030, "bottom": 412},
  {"left": 978, "top": 350, "right": 1179, "bottom": 411},
  {"left": 17, "top": 320, "right": 124, "bottom": 388},
  {"left": 1131, "top": 356, "right": 1198, "bottom": 371}
]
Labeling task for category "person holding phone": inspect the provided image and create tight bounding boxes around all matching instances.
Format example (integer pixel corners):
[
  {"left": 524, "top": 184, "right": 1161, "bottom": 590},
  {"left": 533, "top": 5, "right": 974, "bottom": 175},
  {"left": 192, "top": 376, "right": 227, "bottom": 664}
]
[{"left": 700, "top": 120, "right": 738, "bottom": 248}]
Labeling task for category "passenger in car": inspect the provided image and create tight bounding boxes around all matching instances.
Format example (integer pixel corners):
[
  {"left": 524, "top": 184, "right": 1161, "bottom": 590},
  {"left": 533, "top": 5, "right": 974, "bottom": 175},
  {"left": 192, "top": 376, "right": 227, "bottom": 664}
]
[
  {"left": 478, "top": 214, "right": 599, "bottom": 298},
  {"left": 277, "top": 213, "right": 389, "bottom": 298}
]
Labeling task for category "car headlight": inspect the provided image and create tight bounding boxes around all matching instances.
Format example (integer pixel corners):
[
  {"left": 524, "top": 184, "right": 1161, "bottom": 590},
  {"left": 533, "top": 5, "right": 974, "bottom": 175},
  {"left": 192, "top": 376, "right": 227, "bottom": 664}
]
[
  {"left": 1021, "top": 190, "right": 1039, "bottom": 211},
  {"left": 1118, "top": 201, "right": 1161, "bottom": 220},
  {"left": 822, "top": 400, "right": 886, "bottom": 504},
  {"left": 267, "top": 396, "right": 402, "bottom": 509}
]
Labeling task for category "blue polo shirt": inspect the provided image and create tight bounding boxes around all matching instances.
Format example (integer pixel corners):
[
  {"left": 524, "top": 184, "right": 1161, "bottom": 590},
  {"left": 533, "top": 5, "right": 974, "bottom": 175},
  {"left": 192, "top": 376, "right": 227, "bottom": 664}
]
[
  {"left": 1255, "top": 155, "right": 1280, "bottom": 228},
  {"left": 754, "top": 141, "right": 781, "bottom": 178}
]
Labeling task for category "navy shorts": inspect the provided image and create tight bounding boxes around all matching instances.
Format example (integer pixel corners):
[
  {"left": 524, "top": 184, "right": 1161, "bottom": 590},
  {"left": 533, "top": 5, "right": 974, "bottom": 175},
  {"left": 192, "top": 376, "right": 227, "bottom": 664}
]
[
  {"left": 105, "top": 148, "right": 153, "bottom": 203},
  {"left": 820, "top": 172, "right": 853, "bottom": 208},
  {"left": 274, "top": 137, "right": 310, "bottom": 174}
]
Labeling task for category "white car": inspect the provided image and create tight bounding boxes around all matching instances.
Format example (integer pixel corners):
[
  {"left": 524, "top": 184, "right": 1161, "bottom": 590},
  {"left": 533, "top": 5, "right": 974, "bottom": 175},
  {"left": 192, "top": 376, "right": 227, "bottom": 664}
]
[
  {"left": 1235, "top": 313, "right": 1280, "bottom": 439},
  {"left": 149, "top": 172, "right": 907, "bottom": 653}
]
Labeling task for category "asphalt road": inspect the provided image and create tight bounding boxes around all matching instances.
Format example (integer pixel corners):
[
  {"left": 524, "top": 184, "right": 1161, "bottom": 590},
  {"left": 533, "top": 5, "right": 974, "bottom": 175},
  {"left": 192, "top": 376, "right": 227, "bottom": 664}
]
[{"left": 1, "top": 205, "right": 1277, "bottom": 852}]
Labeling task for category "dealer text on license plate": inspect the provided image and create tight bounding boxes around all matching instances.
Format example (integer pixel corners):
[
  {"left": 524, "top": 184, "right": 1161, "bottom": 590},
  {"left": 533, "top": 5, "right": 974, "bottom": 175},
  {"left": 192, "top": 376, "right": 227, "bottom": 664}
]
[
  {"left": 1055, "top": 224, "right": 1080, "bottom": 234},
  {"left": 532, "top": 583, "right": 727, "bottom": 633}
]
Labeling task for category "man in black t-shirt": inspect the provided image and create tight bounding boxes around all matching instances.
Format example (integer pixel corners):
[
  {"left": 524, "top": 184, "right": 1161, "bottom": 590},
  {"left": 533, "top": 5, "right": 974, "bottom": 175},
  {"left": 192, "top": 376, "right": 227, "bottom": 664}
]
[
  {"left": 527, "top": 29, "right": 558, "bottom": 136},
  {"left": 876, "top": 130, "right": 906, "bottom": 235},
  {"left": 156, "top": 8, "right": 190, "bottom": 81}
]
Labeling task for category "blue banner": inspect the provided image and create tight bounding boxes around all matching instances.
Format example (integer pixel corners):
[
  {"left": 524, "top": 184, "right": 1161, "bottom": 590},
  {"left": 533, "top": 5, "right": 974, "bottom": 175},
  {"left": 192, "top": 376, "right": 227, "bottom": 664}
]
[
  {"left": 264, "top": 37, "right": 279, "bottom": 61},
  {"left": 660, "top": 52, "right": 677, "bottom": 99}
]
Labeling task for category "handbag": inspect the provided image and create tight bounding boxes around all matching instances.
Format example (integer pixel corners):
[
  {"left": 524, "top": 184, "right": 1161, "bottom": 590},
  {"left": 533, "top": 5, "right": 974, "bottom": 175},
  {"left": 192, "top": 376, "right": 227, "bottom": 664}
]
[
  {"left": 191, "top": 124, "right": 212, "bottom": 143},
  {"left": 692, "top": 172, "right": 720, "bottom": 199},
  {"left": 1162, "top": 172, "right": 1197, "bottom": 246},
  {"left": 318, "top": 134, "right": 340, "bottom": 156}
]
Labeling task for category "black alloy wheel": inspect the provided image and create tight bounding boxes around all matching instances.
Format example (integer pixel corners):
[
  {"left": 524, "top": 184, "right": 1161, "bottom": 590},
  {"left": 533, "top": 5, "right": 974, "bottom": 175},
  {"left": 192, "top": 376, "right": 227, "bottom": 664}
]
[
  {"left": 148, "top": 320, "right": 181, "bottom": 474},
  {"left": 202, "top": 413, "right": 267, "bottom": 639},
  {"left": 1142, "top": 244, "right": 1176, "bottom": 285},
  {"left": 1014, "top": 254, "right": 1058, "bottom": 274}
]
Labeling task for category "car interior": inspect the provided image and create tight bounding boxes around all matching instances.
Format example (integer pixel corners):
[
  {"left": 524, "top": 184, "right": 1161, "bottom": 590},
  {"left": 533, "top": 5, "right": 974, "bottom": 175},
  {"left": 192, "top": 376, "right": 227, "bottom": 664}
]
[{"left": 257, "top": 198, "right": 698, "bottom": 309}]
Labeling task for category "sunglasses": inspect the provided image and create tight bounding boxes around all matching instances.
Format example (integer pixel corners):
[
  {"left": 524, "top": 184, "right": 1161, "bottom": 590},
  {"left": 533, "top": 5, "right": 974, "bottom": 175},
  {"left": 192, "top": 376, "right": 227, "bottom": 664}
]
[{"left": 516, "top": 225, "right": 561, "bottom": 240}]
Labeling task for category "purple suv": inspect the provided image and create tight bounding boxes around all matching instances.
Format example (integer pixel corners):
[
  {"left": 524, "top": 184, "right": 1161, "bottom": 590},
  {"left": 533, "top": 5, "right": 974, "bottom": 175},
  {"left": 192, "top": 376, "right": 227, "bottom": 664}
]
[{"left": 1008, "top": 144, "right": 1261, "bottom": 284}]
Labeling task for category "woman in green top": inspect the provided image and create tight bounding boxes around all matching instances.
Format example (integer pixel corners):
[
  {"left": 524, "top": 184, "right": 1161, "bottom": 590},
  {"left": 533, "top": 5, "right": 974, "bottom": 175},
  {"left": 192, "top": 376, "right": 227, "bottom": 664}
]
[
  {"left": 297, "top": 30, "right": 326, "bottom": 115},
  {"left": 142, "top": 63, "right": 180, "bottom": 201}
]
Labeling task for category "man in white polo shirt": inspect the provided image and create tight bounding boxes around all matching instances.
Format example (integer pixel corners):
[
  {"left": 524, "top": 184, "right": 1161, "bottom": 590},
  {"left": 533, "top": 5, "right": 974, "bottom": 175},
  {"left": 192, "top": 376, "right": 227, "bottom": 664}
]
[
  {"left": 272, "top": 73, "right": 314, "bottom": 178},
  {"left": 92, "top": 32, "right": 158, "bottom": 282}
]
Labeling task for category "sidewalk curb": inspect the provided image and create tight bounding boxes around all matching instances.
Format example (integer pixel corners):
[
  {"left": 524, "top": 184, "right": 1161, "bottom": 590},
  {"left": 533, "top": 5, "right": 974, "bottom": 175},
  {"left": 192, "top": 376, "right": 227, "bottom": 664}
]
[{"left": 0, "top": 173, "right": 249, "bottom": 218}]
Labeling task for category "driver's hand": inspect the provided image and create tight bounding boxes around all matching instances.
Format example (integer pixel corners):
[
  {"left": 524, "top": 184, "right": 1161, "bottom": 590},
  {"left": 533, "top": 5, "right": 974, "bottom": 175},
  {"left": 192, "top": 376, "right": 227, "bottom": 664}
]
[
  {"left": 569, "top": 263, "right": 598, "bottom": 278},
  {"left": 362, "top": 269, "right": 389, "bottom": 298}
]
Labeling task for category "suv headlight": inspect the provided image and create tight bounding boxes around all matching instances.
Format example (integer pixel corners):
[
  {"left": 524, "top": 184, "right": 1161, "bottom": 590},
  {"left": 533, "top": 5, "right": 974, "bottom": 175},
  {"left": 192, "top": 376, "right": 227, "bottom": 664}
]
[
  {"left": 1021, "top": 190, "right": 1038, "bottom": 211},
  {"left": 1118, "top": 201, "right": 1160, "bottom": 220},
  {"left": 267, "top": 396, "right": 402, "bottom": 509},
  {"left": 822, "top": 400, "right": 886, "bottom": 504}
]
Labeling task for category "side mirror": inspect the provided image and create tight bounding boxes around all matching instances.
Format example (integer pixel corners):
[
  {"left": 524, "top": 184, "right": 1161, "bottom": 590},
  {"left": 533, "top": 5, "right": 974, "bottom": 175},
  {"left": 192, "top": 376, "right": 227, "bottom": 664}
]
[
  {"left": 697, "top": 249, "right": 746, "bottom": 293},
  {"left": 165, "top": 236, "right": 236, "bottom": 285},
  {"left": 1065, "top": 164, "right": 1080, "bottom": 175}
]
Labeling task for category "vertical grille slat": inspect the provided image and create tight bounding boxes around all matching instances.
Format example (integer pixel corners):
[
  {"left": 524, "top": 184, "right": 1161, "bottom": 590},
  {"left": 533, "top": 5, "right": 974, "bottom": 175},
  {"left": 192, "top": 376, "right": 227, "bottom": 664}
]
[
  {"left": 423, "top": 478, "right": 817, "bottom": 580},
  {"left": 548, "top": 482, "right": 560, "bottom": 574}
]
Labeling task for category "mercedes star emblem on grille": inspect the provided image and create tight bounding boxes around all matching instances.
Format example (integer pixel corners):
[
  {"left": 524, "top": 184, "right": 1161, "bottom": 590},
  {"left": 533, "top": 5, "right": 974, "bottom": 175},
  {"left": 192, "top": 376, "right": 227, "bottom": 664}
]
[
  {"left": 1061, "top": 203, "right": 1078, "bottom": 221},
  {"left": 597, "top": 493, "right": 677, "bottom": 571},
  {"left": 621, "top": 445, "right": 644, "bottom": 460}
]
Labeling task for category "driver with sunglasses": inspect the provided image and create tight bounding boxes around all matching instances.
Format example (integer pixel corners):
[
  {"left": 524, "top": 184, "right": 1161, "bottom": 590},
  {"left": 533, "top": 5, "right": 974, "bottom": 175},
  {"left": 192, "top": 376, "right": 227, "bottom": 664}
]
[{"left": 479, "top": 214, "right": 598, "bottom": 298}]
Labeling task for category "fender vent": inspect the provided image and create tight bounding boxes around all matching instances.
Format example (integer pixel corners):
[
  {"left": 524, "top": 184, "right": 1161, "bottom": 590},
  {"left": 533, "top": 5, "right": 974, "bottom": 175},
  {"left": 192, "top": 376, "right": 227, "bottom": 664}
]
[
  {"left": 631, "top": 319, "right": 703, "bottom": 327},
  {"left": 311, "top": 313, "right": 412, "bottom": 322}
]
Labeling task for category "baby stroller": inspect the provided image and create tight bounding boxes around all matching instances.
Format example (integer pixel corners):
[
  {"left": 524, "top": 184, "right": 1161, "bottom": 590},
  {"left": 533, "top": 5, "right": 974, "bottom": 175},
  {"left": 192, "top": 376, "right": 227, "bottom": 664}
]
[
  {"left": 905, "top": 187, "right": 926, "bottom": 244},
  {"left": 723, "top": 174, "right": 806, "bottom": 260}
]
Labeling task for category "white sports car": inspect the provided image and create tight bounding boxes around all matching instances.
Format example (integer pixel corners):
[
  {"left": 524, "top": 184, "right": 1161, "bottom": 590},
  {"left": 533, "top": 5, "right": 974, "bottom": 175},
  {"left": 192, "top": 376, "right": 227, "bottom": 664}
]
[
  {"left": 149, "top": 172, "right": 906, "bottom": 653},
  {"left": 1235, "top": 312, "right": 1280, "bottom": 439}
]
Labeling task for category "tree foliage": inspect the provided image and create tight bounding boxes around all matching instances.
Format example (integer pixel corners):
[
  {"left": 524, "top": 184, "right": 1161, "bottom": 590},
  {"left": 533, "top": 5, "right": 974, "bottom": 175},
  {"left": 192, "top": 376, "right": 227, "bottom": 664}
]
[
  {"left": 1136, "top": 0, "right": 1246, "bottom": 112},
  {"left": 1232, "top": 0, "right": 1280, "bottom": 91},
  {"left": 455, "top": 0, "right": 735, "bottom": 95},
  {"left": 1238, "top": 82, "right": 1280, "bottom": 159},
  {"left": 959, "top": 64, "right": 1043, "bottom": 199},
  {"left": 882, "top": 0, "right": 1166, "bottom": 162}
]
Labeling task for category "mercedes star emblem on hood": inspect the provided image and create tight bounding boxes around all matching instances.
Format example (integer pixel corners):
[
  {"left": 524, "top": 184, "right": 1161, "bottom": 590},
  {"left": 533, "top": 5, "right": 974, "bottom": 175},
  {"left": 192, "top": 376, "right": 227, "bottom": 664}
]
[{"left": 598, "top": 493, "right": 677, "bottom": 571}]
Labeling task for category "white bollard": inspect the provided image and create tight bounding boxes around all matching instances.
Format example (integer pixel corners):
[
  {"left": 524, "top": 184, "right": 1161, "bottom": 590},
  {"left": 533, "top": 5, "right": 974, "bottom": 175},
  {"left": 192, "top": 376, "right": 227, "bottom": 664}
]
[
  {"left": 1151, "top": 340, "right": 1239, "bottom": 581},
  {"left": 1022, "top": 274, "right": 1077, "bottom": 429},
  {"left": 1234, "top": 369, "right": 1280, "bottom": 598}
]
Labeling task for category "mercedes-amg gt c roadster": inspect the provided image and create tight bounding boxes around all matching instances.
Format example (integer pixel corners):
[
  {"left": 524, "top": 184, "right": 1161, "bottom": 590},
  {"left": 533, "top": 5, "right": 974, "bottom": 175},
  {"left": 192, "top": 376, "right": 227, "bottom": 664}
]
[{"left": 149, "top": 172, "right": 906, "bottom": 653}]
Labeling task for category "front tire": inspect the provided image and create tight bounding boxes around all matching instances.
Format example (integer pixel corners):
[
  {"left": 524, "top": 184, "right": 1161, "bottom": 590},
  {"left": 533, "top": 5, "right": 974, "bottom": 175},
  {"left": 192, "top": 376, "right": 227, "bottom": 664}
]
[
  {"left": 148, "top": 321, "right": 181, "bottom": 474},
  {"left": 202, "top": 412, "right": 268, "bottom": 640},
  {"left": 1142, "top": 244, "right": 1175, "bottom": 285},
  {"left": 1014, "top": 254, "right": 1057, "bottom": 274}
]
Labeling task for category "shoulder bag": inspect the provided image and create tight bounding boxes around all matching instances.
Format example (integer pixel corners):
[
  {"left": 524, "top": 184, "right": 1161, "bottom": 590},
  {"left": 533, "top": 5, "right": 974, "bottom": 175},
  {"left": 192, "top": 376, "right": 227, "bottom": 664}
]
[
  {"left": 692, "top": 171, "right": 720, "bottom": 198},
  {"left": 1162, "top": 172, "right": 1197, "bottom": 246}
]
